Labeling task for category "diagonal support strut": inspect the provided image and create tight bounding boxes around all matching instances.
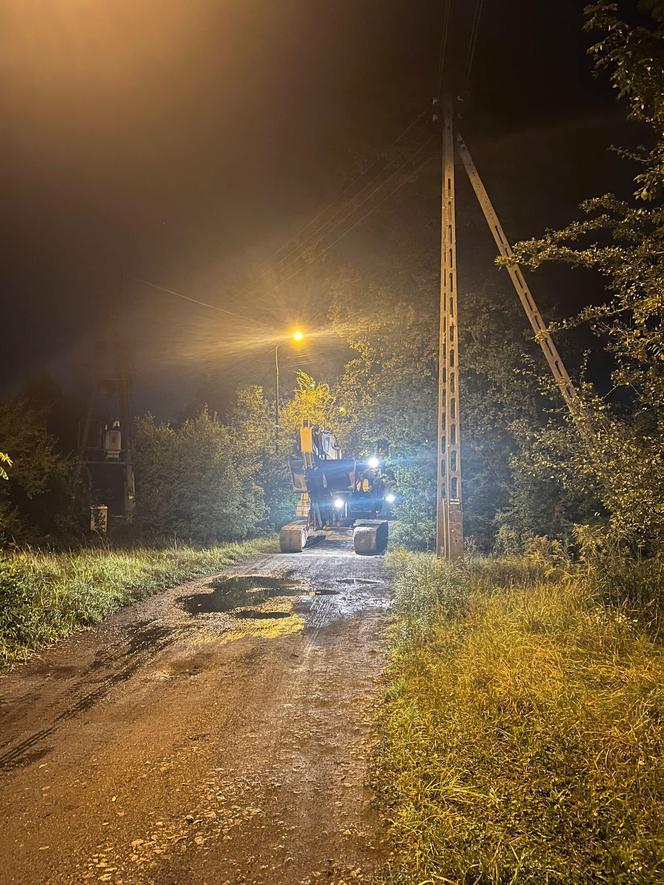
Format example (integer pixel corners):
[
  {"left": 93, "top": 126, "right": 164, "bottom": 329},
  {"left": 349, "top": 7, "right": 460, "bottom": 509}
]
[{"left": 455, "top": 132, "right": 585, "bottom": 424}]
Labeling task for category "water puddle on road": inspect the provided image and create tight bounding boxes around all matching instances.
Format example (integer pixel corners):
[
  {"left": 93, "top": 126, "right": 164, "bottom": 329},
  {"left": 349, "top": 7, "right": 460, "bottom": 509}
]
[
  {"left": 180, "top": 575, "right": 302, "bottom": 615},
  {"left": 233, "top": 609, "right": 292, "bottom": 620},
  {"left": 178, "top": 575, "right": 307, "bottom": 641}
]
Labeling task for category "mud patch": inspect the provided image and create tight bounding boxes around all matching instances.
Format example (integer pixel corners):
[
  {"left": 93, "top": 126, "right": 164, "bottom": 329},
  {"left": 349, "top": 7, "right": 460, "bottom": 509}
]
[
  {"left": 128, "top": 622, "right": 173, "bottom": 652},
  {"left": 180, "top": 575, "right": 302, "bottom": 615},
  {"left": 233, "top": 610, "right": 292, "bottom": 620}
]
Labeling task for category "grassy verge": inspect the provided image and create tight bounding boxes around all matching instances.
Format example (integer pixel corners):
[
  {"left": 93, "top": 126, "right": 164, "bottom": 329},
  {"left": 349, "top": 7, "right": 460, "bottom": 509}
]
[
  {"left": 0, "top": 539, "right": 275, "bottom": 667},
  {"left": 374, "top": 550, "right": 664, "bottom": 883}
]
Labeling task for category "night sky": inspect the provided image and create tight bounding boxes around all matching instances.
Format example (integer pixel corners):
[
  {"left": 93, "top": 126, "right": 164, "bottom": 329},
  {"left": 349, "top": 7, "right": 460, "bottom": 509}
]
[{"left": 1, "top": 1, "right": 642, "bottom": 419}]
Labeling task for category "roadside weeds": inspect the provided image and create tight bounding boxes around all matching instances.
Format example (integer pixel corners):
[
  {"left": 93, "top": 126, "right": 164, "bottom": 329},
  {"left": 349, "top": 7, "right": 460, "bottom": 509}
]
[
  {"left": 0, "top": 539, "right": 276, "bottom": 667},
  {"left": 372, "top": 550, "right": 664, "bottom": 883}
]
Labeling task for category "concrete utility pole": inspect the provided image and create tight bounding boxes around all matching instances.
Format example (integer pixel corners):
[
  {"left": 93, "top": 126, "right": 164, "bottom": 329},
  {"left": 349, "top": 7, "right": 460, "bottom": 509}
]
[{"left": 436, "top": 97, "right": 464, "bottom": 560}]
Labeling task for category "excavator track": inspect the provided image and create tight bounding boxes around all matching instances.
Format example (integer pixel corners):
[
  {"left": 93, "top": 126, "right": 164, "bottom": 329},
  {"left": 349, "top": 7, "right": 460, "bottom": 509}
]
[
  {"left": 279, "top": 519, "right": 309, "bottom": 553},
  {"left": 353, "top": 520, "right": 388, "bottom": 556}
]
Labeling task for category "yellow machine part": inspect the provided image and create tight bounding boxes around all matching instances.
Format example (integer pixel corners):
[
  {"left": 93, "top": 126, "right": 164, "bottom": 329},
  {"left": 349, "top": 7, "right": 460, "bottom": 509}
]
[{"left": 300, "top": 425, "right": 314, "bottom": 454}]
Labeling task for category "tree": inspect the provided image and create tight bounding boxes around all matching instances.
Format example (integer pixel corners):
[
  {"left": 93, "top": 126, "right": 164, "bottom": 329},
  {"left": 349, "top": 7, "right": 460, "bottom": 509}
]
[
  {"left": 503, "top": 1, "right": 664, "bottom": 547},
  {"left": 0, "top": 397, "right": 73, "bottom": 543},
  {"left": 279, "top": 372, "right": 338, "bottom": 443},
  {"left": 0, "top": 453, "right": 11, "bottom": 482},
  {"left": 227, "top": 385, "right": 294, "bottom": 528},
  {"left": 133, "top": 408, "right": 265, "bottom": 544},
  {"left": 331, "top": 269, "right": 551, "bottom": 550}
]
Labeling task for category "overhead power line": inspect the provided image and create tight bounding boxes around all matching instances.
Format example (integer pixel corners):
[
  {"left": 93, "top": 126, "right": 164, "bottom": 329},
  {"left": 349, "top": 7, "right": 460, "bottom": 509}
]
[
  {"left": 435, "top": 0, "right": 452, "bottom": 100},
  {"left": 269, "top": 127, "right": 433, "bottom": 278},
  {"left": 242, "top": 135, "right": 437, "bottom": 304},
  {"left": 133, "top": 277, "right": 247, "bottom": 321},
  {"left": 260, "top": 107, "right": 429, "bottom": 274},
  {"left": 464, "top": 0, "right": 484, "bottom": 92},
  {"left": 314, "top": 138, "right": 436, "bottom": 261},
  {"left": 136, "top": 110, "right": 434, "bottom": 320}
]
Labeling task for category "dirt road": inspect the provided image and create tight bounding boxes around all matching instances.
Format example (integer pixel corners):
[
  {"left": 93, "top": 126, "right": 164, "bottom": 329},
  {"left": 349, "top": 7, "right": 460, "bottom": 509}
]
[{"left": 0, "top": 533, "right": 391, "bottom": 884}]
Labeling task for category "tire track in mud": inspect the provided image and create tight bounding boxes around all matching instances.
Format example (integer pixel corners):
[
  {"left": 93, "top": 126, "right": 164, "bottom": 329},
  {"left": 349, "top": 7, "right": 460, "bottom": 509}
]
[{"left": 0, "top": 624, "right": 187, "bottom": 770}]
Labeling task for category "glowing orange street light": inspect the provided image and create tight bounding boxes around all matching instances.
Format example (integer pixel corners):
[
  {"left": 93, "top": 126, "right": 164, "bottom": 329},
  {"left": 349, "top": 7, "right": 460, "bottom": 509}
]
[{"left": 292, "top": 329, "right": 304, "bottom": 342}]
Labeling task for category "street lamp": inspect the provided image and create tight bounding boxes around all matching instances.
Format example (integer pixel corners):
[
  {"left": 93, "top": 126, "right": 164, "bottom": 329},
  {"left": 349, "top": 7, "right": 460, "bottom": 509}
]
[{"left": 275, "top": 330, "right": 304, "bottom": 452}]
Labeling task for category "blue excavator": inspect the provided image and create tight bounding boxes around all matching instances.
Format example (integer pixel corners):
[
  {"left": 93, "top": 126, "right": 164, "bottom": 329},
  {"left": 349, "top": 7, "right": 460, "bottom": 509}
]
[{"left": 279, "top": 420, "right": 392, "bottom": 555}]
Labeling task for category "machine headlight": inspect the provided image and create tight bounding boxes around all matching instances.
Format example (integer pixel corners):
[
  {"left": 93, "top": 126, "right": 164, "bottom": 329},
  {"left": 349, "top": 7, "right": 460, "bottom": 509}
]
[
  {"left": 368, "top": 455, "right": 380, "bottom": 469},
  {"left": 333, "top": 497, "right": 344, "bottom": 510},
  {"left": 385, "top": 493, "right": 396, "bottom": 503}
]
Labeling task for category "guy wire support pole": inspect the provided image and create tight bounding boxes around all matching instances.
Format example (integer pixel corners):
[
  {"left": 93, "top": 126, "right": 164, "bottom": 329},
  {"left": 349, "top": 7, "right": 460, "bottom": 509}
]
[
  {"left": 436, "top": 96, "right": 464, "bottom": 560},
  {"left": 455, "top": 133, "right": 587, "bottom": 429}
]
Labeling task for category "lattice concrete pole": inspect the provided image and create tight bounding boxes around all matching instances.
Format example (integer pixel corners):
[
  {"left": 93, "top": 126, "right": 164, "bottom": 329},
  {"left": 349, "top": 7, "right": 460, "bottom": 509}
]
[{"left": 436, "top": 97, "right": 464, "bottom": 559}]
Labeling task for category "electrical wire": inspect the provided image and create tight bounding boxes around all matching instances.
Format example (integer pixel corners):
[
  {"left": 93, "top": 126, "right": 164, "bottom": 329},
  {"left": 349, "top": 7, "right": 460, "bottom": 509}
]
[
  {"left": 258, "top": 135, "right": 434, "bottom": 292},
  {"left": 132, "top": 277, "right": 248, "bottom": 321},
  {"left": 135, "top": 116, "right": 433, "bottom": 320},
  {"left": 463, "top": 0, "right": 484, "bottom": 93},
  {"left": 265, "top": 136, "right": 436, "bottom": 294},
  {"left": 243, "top": 126, "right": 436, "bottom": 314},
  {"left": 435, "top": 0, "right": 452, "bottom": 101},
  {"left": 274, "top": 129, "right": 432, "bottom": 274},
  {"left": 258, "top": 107, "right": 429, "bottom": 275},
  {"left": 314, "top": 138, "right": 436, "bottom": 261}
]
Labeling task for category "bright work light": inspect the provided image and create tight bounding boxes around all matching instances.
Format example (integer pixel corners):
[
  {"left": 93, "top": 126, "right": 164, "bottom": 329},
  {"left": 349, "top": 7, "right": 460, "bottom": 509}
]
[
  {"left": 333, "top": 497, "right": 344, "bottom": 510},
  {"left": 385, "top": 493, "right": 396, "bottom": 503},
  {"left": 292, "top": 330, "right": 304, "bottom": 342},
  {"left": 368, "top": 455, "right": 379, "bottom": 469}
]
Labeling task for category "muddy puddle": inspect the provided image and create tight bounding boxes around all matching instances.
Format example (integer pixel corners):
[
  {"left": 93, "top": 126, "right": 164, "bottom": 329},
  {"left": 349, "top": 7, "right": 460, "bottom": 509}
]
[
  {"left": 233, "top": 610, "right": 292, "bottom": 620},
  {"left": 180, "top": 575, "right": 303, "bottom": 616}
]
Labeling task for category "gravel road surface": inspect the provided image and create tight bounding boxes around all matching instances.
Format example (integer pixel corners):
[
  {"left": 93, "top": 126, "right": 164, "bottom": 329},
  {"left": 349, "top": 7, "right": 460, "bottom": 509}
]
[{"left": 0, "top": 532, "right": 391, "bottom": 884}]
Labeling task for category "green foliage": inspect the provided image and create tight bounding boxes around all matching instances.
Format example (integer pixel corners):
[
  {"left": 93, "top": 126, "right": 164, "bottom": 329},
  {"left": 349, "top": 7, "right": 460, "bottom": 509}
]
[
  {"left": 133, "top": 408, "right": 265, "bottom": 544},
  {"left": 332, "top": 273, "right": 549, "bottom": 550},
  {"left": 279, "top": 371, "right": 338, "bottom": 443},
  {"left": 133, "top": 375, "right": 337, "bottom": 541},
  {"left": 0, "top": 452, "right": 11, "bottom": 482},
  {"left": 0, "top": 539, "right": 274, "bottom": 667},
  {"left": 500, "top": 3, "right": 664, "bottom": 549},
  {"left": 0, "top": 396, "right": 76, "bottom": 543},
  {"left": 389, "top": 447, "right": 436, "bottom": 551},
  {"left": 493, "top": 417, "right": 603, "bottom": 551},
  {"left": 572, "top": 523, "right": 664, "bottom": 636},
  {"left": 333, "top": 285, "right": 437, "bottom": 455},
  {"left": 460, "top": 292, "right": 546, "bottom": 548},
  {"left": 228, "top": 385, "right": 294, "bottom": 528},
  {"left": 374, "top": 551, "right": 664, "bottom": 883}
]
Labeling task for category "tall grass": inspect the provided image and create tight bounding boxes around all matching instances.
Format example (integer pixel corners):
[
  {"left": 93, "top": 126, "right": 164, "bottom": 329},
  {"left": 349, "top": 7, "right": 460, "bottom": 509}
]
[
  {"left": 0, "top": 539, "right": 274, "bottom": 667},
  {"left": 375, "top": 551, "right": 664, "bottom": 883},
  {"left": 577, "top": 550, "right": 664, "bottom": 641}
]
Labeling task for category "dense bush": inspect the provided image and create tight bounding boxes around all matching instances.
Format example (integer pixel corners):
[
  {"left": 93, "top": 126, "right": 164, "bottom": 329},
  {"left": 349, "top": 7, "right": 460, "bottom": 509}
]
[
  {"left": 133, "top": 408, "right": 266, "bottom": 544},
  {"left": 0, "top": 396, "right": 80, "bottom": 544}
]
